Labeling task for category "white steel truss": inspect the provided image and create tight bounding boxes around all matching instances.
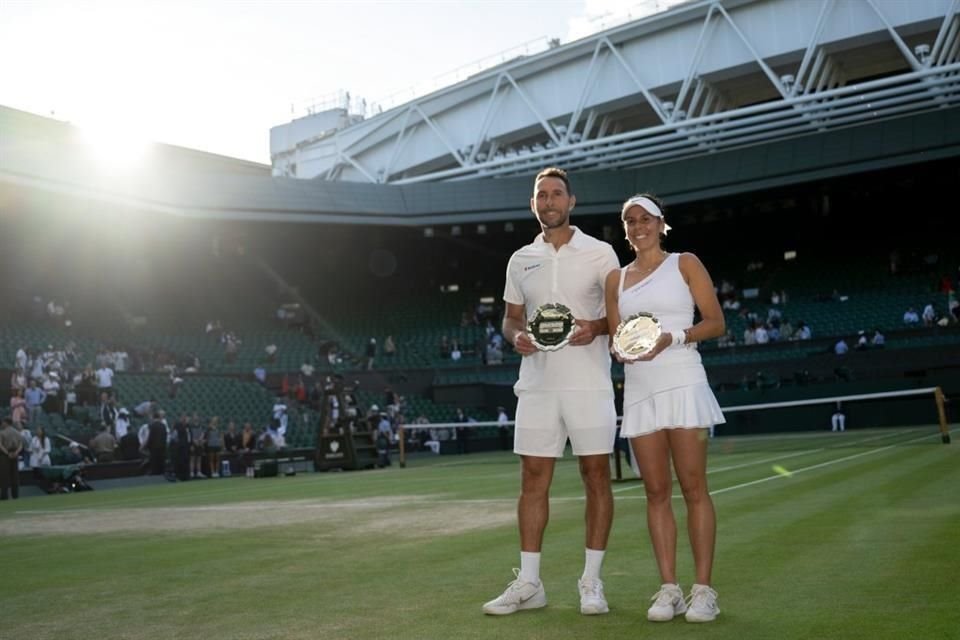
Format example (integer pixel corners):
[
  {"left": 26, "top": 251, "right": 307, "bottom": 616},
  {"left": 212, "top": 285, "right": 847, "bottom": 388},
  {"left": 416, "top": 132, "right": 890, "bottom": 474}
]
[{"left": 271, "top": 0, "right": 960, "bottom": 183}]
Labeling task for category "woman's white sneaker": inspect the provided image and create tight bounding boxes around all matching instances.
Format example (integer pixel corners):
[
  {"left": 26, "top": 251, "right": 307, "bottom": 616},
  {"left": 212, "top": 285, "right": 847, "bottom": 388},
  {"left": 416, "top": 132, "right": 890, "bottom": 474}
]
[
  {"left": 647, "top": 583, "right": 687, "bottom": 621},
  {"left": 685, "top": 584, "right": 719, "bottom": 622}
]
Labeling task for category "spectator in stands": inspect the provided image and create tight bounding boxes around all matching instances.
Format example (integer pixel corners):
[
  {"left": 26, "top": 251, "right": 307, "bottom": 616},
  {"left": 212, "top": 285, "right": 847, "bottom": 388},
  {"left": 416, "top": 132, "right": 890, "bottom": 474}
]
[
  {"left": 95, "top": 362, "right": 115, "bottom": 397},
  {"left": 483, "top": 168, "right": 618, "bottom": 618},
  {"left": 76, "top": 367, "right": 98, "bottom": 406},
  {"left": 272, "top": 401, "right": 288, "bottom": 437},
  {"left": 9, "top": 389, "right": 27, "bottom": 426},
  {"left": 89, "top": 423, "right": 117, "bottom": 462},
  {"left": 15, "top": 345, "right": 28, "bottom": 371},
  {"left": 383, "top": 335, "right": 397, "bottom": 358},
  {"left": 439, "top": 335, "right": 451, "bottom": 359},
  {"left": 29, "top": 425, "right": 51, "bottom": 468},
  {"left": 254, "top": 365, "right": 267, "bottom": 386},
  {"left": 795, "top": 321, "right": 812, "bottom": 340},
  {"left": 168, "top": 367, "right": 184, "bottom": 398},
  {"left": 42, "top": 372, "right": 61, "bottom": 415},
  {"left": 294, "top": 376, "right": 308, "bottom": 404},
  {"left": 450, "top": 340, "right": 462, "bottom": 361},
  {"left": 134, "top": 398, "right": 155, "bottom": 418},
  {"left": 0, "top": 418, "right": 23, "bottom": 500},
  {"left": 300, "top": 361, "right": 315, "bottom": 379},
  {"left": 604, "top": 191, "right": 726, "bottom": 623},
  {"left": 834, "top": 337, "right": 849, "bottom": 355},
  {"left": 63, "top": 442, "right": 93, "bottom": 465},
  {"left": 743, "top": 322, "right": 757, "bottom": 345},
  {"left": 754, "top": 323, "right": 769, "bottom": 345},
  {"left": 855, "top": 331, "right": 869, "bottom": 351},
  {"left": 486, "top": 340, "right": 504, "bottom": 365},
  {"left": 99, "top": 392, "right": 118, "bottom": 432},
  {"left": 115, "top": 408, "right": 131, "bottom": 439},
  {"left": 365, "top": 337, "right": 377, "bottom": 370},
  {"left": 223, "top": 333, "right": 240, "bottom": 363},
  {"left": 780, "top": 318, "right": 795, "bottom": 341},
  {"left": 265, "top": 343, "right": 278, "bottom": 363},
  {"left": 922, "top": 303, "right": 936, "bottom": 327},
  {"left": 871, "top": 328, "right": 886, "bottom": 347},
  {"left": 767, "top": 321, "right": 781, "bottom": 343},
  {"left": 10, "top": 368, "right": 26, "bottom": 394},
  {"left": 949, "top": 295, "right": 959, "bottom": 322},
  {"left": 903, "top": 307, "right": 920, "bottom": 325}
]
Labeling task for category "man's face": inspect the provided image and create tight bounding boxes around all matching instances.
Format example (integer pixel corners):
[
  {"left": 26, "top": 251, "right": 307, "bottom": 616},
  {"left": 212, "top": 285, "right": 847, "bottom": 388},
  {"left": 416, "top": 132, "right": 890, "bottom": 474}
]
[{"left": 530, "top": 176, "right": 575, "bottom": 230}]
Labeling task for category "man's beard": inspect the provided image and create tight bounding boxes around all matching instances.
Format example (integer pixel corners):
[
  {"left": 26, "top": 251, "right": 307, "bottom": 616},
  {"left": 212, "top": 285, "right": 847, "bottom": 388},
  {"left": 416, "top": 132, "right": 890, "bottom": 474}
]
[{"left": 538, "top": 208, "right": 568, "bottom": 229}]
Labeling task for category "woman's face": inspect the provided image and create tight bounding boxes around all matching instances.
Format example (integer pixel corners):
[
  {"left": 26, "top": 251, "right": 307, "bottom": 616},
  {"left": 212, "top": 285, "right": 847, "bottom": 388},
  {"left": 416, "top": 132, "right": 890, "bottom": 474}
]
[{"left": 622, "top": 205, "right": 664, "bottom": 252}]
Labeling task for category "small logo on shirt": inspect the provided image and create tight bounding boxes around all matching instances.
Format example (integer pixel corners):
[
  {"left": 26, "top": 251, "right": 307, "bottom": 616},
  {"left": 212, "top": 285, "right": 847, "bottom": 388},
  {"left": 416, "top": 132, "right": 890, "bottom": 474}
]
[{"left": 524, "top": 263, "right": 542, "bottom": 272}]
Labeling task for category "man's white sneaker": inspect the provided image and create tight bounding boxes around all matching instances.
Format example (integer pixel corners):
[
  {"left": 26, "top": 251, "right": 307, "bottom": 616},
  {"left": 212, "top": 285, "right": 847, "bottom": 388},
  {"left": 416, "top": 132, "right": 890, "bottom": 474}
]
[
  {"left": 578, "top": 578, "right": 609, "bottom": 615},
  {"left": 684, "top": 584, "right": 719, "bottom": 623},
  {"left": 647, "top": 583, "right": 687, "bottom": 621},
  {"left": 482, "top": 569, "right": 547, "bottom": 615}
]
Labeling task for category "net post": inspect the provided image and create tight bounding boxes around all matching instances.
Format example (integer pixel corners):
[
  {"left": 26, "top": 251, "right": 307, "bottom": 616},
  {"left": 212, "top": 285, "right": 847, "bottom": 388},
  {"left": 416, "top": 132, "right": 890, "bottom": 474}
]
[
  {"left": 934, "top": 386, "right": 951, "bottom": 444},
  {"left": 399, "top": 425, "right": 407, "bottom": 467}
]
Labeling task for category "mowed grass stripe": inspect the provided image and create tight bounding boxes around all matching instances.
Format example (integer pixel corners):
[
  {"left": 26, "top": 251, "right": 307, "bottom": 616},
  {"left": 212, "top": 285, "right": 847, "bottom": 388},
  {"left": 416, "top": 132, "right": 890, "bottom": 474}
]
[{"left": 710, "top": 442, "right": 958, "bottom": 639}]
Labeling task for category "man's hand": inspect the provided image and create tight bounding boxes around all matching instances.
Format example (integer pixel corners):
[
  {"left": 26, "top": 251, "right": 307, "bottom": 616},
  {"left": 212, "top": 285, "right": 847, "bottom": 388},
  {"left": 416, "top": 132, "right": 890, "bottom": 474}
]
[
  {"left": 568, "top": 319, "right": 601, "bottom": 346},
  {"left": 512, "top": 331, "right": 538, "bottom": 356}
]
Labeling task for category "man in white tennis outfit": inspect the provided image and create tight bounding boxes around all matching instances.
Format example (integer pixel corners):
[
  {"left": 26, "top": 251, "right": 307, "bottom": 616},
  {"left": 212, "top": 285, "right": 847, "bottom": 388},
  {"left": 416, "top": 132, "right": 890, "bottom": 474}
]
[{"left": 483, "top": 167, "right": 619, "bottom": 617}]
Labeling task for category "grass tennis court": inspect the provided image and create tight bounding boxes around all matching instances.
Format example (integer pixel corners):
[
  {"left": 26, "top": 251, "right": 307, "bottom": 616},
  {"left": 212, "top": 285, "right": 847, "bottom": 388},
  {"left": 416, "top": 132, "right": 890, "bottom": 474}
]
[{"left": 3, "top": 426, "right": 958, "bottom": 639}]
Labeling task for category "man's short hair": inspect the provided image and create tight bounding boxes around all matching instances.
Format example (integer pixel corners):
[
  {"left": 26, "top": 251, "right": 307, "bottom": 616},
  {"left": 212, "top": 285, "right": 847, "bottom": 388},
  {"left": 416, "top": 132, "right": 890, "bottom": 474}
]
[{"left": 534, "top": 167, "right": 571, "bottom": 195}]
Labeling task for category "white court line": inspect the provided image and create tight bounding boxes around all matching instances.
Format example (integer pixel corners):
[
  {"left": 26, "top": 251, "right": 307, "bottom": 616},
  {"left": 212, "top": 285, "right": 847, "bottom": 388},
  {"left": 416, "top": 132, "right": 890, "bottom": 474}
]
[
  {"left": 612, "top": 428, "right": 920, "bottom": 494},
  {"left": 709, "top": 428, "right": 953, "bottom": 496}
]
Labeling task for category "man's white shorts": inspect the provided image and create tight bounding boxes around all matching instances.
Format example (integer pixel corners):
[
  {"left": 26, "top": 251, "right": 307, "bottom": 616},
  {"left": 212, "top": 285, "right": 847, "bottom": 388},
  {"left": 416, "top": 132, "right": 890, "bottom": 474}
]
[{"left": 514, "top": 390, "right": 616, "bottom": 458}]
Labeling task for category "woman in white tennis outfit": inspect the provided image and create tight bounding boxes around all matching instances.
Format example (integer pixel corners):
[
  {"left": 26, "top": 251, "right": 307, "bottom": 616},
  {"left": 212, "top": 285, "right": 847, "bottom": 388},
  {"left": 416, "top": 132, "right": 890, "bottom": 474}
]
[{"left": 604, "top": 194, "right": 726, "bottom": 623}]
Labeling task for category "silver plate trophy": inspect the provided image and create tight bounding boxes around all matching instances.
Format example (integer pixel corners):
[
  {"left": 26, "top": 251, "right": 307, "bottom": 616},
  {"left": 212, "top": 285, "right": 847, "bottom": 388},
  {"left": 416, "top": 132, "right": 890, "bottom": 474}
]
[
  {"left": 527, "top": 303, "right": 576, "bottom": 351},
  {"left": 612, "top": 312, "right": 662, "bottom": 359}
]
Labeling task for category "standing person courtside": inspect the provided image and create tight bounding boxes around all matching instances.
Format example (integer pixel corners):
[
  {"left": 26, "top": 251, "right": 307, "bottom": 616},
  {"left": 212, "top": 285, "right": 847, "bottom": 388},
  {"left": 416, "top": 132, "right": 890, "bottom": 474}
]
[
  {"left": 0, "top": 418, "right": 23, "bottom": 500},
  {"left": 604, "top": 194, "right": 726, "bottom": 623},
  {"left": 483, "top": 167, "right": 619, "bottom": 617}
]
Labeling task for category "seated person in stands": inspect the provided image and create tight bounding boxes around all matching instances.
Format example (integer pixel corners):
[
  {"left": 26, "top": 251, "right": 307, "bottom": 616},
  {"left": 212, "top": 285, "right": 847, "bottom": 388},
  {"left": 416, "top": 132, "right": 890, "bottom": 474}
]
[
  {"left": 88, "top": 424, "right": 117, "bottom": 462},
  {"left": 63, "top": 442, "right": 94, "bottom": 465},
  {"left": 134, "top": 398, "right": 156, "bottom": 418}
]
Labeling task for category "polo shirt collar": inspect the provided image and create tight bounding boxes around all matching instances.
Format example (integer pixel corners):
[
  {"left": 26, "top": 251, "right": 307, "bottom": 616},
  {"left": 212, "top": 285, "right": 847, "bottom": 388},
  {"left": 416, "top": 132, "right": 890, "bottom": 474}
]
[{"left": 533, "top": 226, "right": 585, "bottom": 253}]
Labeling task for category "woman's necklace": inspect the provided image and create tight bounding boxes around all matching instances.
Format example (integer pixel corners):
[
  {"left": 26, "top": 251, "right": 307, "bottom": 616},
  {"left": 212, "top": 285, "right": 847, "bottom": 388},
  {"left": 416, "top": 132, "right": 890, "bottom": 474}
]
[{"left": 632, "top": 251, "right": 668, "bottom": 277}]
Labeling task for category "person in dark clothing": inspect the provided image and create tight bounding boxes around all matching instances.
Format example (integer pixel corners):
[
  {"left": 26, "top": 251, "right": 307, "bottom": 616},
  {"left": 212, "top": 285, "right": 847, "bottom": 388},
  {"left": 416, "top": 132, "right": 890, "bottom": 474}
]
[
  {"left": 119, "top": 429, "right": 142, "bottom": 461},
  {"left": 146, "top": 413, "right": 168, "bottom": 475},
  {"left": 0, "top": 417, "right": 23, "bottom": 500},
  {"left": 173, "top": 416, "right": 192, "bottom": 481}
]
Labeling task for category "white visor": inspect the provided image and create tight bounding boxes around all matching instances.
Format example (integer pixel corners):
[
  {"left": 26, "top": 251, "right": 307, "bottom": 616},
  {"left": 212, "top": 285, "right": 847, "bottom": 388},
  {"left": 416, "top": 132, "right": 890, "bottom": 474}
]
[{"left": 622, "top": 196, "right": 672, "bottom": 235}]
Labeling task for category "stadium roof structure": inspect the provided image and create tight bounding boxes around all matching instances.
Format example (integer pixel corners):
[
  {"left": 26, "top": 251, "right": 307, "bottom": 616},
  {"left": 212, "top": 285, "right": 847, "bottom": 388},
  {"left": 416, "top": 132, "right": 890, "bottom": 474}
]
[{"left": 2, "top": 0, "right": 960, "bottom": 227}]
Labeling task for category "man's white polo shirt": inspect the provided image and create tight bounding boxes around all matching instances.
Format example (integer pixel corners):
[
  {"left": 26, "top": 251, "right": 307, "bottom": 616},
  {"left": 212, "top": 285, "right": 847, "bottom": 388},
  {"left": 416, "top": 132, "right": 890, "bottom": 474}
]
[{"left": 503, "top": 227, "right": 618, "bottom": 392}]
